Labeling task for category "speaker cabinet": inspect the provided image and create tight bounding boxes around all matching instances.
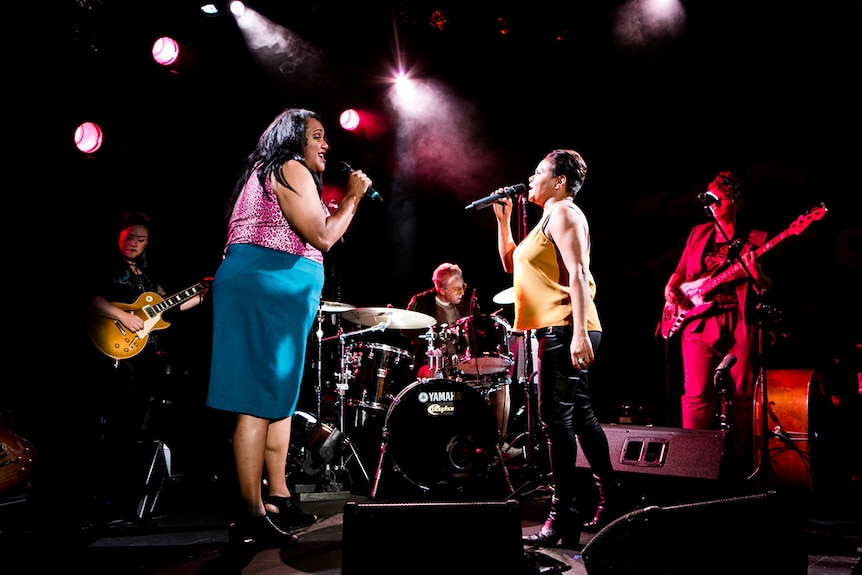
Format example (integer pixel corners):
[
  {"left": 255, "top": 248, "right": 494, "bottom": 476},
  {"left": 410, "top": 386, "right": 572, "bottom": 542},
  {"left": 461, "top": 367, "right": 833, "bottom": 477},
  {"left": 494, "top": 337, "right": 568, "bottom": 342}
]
[
  {"left": 581, "top": 491, "right": 808, "bottom": 575},
  {"left": 342, "top": 500, "right": 530, "bottom": 575},
  {"left": 577, "top": 424, "right": 727, "bottom": 480}
]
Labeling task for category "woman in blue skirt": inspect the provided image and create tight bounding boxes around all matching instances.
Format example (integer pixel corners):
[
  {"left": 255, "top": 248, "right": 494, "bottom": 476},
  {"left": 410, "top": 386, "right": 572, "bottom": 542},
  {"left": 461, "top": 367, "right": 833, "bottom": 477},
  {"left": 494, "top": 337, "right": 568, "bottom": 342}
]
[{"left": 207, "top": 108, "right": 372, "bottom": 547}]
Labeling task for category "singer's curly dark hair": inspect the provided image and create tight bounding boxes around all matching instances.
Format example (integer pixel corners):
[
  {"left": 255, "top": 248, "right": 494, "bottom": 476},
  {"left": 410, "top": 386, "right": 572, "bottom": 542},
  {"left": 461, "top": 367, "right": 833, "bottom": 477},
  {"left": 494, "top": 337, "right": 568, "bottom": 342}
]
[{"left": 708, "top": 171, "right": 743, "bottom": 204}]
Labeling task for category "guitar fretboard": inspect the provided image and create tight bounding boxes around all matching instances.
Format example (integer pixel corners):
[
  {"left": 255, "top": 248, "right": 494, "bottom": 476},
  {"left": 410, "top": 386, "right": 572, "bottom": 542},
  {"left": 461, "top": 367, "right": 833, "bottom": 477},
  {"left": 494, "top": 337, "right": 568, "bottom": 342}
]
[{"left": 146, "top": 284, "right": 206, "bottom": 318}]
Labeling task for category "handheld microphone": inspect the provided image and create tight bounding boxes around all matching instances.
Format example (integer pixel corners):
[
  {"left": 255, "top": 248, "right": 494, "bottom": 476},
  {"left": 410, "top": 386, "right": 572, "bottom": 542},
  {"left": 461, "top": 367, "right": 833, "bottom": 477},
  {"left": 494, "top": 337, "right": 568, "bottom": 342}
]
[
  {"left": 698, "top": 191, "right": 720, "bottom": 206},
  {"left": 465, "top": 183, "right": 526, "bottom": 211},
  {"left": 339, "top": 161, "right": 382, "bottom": 201}
]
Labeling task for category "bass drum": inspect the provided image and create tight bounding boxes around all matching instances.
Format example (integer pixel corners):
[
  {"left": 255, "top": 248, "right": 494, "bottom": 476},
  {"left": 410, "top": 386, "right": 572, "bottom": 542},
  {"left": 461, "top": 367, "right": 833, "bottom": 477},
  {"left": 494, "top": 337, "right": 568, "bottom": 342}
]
[
  {"left": 384, "top": 379, "right": 498, "bottom": 495},
  {"left": 755, "top": 369, "right": 832, "bottom": 492}
]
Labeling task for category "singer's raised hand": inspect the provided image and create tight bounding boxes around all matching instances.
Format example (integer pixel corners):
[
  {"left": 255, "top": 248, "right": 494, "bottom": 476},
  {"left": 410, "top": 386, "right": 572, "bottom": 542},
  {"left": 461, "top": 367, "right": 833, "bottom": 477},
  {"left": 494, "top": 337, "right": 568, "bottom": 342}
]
[
  {"left": 491, "top": 187, "right": 513, "bottom": 220},
  {"left": 345, "top": 169, "right": 372, "bottom": 201}
]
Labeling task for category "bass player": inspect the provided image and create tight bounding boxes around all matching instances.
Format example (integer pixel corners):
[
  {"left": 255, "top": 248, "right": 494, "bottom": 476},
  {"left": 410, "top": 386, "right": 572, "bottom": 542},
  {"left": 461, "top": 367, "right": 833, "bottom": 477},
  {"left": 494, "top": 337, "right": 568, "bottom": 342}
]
[{"left": 662, "top": 171, "right": 772, "bottom": 483}]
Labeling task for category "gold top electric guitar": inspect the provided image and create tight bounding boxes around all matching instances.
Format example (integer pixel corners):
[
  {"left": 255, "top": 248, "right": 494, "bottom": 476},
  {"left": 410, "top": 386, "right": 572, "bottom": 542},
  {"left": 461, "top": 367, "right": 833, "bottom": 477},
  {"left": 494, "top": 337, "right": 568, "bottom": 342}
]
[
  {"left": 659, "top": 204, "right": 827, "bottom": 340},
  {"left": 87, "top": 280, "right": 210, "bottom": 360}
]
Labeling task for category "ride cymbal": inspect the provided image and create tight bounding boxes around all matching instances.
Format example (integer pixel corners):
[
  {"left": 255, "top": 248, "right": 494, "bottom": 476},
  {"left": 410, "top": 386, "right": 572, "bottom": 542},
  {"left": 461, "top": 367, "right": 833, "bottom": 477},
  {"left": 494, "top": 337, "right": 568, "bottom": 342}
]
[
  {"left": 341, "top": 307, "right": 437, "bottom": 330},
  {"left": 492, "top": 287, "right": 515, "bottom": 305},
  {"left": 320, "top": 300, "right": 356, "bottom": 313}
]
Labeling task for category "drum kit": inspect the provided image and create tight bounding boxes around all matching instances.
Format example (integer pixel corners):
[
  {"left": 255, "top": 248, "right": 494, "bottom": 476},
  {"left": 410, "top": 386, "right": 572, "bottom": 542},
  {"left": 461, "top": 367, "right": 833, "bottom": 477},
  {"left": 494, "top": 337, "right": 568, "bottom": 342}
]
[{"left": 291, "top": 290, "right": 540, "bottom": 499}]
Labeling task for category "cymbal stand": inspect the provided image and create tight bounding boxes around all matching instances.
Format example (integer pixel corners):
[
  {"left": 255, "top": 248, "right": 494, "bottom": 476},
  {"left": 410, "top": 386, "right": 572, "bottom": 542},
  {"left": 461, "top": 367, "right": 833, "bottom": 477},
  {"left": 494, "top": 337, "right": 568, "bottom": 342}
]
[
  {"left": 507, "top": 329, "right": 552, "bottom": 499},
  {"left": 313, "top": 321, "right": 387, "bottom": 491},
  {"left": 322, "top": 321, "right": 390, "bottom": 433},
  {"left": 314, "top": 307, "right": 325, "bottom": 420}
]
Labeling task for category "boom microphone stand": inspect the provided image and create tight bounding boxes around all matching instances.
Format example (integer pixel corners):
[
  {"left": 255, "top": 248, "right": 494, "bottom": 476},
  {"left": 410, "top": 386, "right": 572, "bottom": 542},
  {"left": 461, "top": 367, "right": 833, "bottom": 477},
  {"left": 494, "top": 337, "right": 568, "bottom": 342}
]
[
  {"left": 701, "top": 200, "right": 771, "bottom": 486},
  {"left": 505, "top": 194, "right": 553, "bottom": 498}
]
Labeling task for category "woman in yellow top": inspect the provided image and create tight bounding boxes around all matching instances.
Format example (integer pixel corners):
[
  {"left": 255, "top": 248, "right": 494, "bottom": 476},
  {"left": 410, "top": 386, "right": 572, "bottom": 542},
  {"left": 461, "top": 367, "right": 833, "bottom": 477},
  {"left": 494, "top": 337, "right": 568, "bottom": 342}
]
[{"left": 492, "top": 148, "right": 618, "bottom": 548}]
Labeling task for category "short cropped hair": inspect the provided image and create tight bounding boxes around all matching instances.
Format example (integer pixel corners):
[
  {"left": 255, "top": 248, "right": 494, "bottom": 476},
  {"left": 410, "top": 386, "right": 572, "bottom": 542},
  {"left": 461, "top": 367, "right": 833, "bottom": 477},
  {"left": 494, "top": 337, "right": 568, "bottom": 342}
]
[{"left": 432, "top": 263, "right": 463, "bottom": 289}]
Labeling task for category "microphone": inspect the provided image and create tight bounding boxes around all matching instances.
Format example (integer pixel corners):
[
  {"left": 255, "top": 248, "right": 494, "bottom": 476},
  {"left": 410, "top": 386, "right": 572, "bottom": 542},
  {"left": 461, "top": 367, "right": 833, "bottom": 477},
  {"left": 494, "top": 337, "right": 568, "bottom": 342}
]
[
  {"left": 464, "top": 183, "right": 526, "bottom": 211},
  {"left": 698, "top": 191, "right": 720, "bottom": 206},
  {"left": 716, "top": 354, "right": 737, "bottom": 372},
  {"left": 339, "top": 161, "right": 382, "bottom": 201}
]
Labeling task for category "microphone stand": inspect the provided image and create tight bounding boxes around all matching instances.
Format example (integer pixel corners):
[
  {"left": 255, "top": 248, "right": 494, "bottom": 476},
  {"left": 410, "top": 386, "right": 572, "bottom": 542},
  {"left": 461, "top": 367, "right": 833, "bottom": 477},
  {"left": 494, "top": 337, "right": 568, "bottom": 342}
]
[
  {"left": 508, "top": 194, "right": 552, "bottom": 498},
  {"left": 702, "top": 203, "right": 770, "bottom": 486}
]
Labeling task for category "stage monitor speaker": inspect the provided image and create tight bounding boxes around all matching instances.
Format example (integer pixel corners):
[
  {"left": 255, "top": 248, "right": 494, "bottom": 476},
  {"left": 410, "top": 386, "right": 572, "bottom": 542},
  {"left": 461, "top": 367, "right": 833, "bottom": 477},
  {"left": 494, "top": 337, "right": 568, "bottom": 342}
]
[
  {"left": 342, "top": 500, "right": 531, "bottom": 575},
  {"left": 577, "top": 423, "right": 726, "bottom": 480},
  {"left": 581, "top": 491, "right": 808, "bottom": 575}
]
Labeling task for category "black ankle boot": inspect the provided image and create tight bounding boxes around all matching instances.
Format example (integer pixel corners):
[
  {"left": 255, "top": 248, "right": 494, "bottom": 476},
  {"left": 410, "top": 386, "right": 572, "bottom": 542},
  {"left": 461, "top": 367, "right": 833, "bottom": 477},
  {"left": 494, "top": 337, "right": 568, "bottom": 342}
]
[
  {"left": 582, "top": 473, "right": 621, "bottom": 532},
  {"left": 264, "top": 495, "right": 317, "bottom": 529},
  {"left": 229, "top": 514, "right": 297, "bottom": 548},
  {"left": 522, "top": 496, "right": 581, "bottom": 548}
]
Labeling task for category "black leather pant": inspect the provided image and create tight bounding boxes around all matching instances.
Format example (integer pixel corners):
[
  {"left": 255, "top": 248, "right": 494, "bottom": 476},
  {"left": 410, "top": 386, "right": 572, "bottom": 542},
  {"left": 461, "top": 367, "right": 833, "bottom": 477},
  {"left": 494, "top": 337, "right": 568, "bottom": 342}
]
[{"left": 535, "top": 327, "right": 611, "bottom": 503}]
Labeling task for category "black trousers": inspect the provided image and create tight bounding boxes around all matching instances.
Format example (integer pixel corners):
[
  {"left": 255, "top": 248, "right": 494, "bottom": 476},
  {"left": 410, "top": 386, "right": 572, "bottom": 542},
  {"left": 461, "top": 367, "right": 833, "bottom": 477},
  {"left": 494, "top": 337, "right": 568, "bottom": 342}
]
[{"left": 535, "top": 327, "right": 611, "bottom": 503}]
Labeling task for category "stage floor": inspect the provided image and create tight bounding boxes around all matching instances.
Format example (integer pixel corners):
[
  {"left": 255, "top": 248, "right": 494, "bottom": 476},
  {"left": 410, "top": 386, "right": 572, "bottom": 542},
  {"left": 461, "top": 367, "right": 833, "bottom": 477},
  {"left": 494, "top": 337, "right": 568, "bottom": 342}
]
[{"left": 1, "top": 457, "right": 859, "bottom": 575}]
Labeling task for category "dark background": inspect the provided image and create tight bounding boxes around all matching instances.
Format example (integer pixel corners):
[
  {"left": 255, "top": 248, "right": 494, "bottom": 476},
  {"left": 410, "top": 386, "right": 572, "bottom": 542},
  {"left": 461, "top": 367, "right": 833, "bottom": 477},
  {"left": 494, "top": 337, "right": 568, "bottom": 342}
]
[{"left": 11, "top": 1, "right": 860, "bottom": 451}]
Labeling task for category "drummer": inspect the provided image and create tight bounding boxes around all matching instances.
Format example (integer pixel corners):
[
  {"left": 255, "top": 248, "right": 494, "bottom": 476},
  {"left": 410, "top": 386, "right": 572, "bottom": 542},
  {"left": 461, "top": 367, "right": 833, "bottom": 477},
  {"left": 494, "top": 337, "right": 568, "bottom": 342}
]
[{"left": 403, "top": 262, "right": 512, "bottom": 446}]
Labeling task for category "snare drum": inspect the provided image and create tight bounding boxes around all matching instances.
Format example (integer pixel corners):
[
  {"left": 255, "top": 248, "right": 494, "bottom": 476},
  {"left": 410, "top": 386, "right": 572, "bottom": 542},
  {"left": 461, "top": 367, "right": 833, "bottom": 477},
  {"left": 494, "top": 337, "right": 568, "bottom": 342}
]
[
  {"left": 384, "top": 378, "right": 498, "bottom": 493},
  {"left": 344, "top": 342, "right": 414, "bottom": 410},
  {"left": 449, "top": 314, "right": 513, "bottom": 375}
]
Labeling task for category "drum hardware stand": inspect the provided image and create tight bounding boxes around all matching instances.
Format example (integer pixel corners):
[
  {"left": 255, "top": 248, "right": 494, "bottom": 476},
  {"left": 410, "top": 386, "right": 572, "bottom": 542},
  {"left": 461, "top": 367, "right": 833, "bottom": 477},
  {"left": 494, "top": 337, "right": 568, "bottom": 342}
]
[
  {"left": 505, "top": 329, "right": 554, "bottom": 499},
  {"left": 317, "top": 321, "right": 388, "bottom": 492},
  {"left": 420, "top": 325, "right": 449, "bottom": 379},
  {"left": 314, "top": 307, "right": 326, "bottom": 421},
  {"left": 322, "top": 320, "right": 389, "bottom": 432},
  {"left": 369, "top": 398, "right": 397, "bottom": 499}
]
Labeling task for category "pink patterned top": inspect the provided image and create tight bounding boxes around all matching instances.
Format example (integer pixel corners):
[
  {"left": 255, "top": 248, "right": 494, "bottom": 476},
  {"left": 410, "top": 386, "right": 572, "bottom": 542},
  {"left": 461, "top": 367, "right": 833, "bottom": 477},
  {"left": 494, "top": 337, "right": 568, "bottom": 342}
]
[{"left": 226, "top": 167, "right": 328, "bottom": 264}]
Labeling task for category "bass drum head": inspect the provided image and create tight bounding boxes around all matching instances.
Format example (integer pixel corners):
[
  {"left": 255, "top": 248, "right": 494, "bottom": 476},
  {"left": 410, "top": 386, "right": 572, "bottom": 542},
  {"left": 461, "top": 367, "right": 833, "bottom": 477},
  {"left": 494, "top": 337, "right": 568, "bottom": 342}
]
[{"left": 385, "top": 379, "right": 498, "bottom": 495}]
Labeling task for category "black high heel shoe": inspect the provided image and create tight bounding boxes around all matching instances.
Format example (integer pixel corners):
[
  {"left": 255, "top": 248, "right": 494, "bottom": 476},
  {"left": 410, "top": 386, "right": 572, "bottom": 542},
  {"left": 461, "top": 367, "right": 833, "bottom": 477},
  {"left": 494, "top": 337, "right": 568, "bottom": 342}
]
[
  {"left": 229, "top": 514, "right": 297, "bottom": 548},
  {"left": 522, "top": 496, "right": 581, "bottom": 549},
  {"left": 264, "top": 495, "right": 318, "bottom": 529}
]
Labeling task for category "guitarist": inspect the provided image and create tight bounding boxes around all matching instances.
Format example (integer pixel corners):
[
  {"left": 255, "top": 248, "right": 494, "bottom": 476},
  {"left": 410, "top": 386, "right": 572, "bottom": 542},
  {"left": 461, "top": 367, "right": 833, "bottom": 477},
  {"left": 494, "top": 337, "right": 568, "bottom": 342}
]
[
  {"left": 85, "top": 211, "right": 205, "bottom": 521},
  {"left": 662, "top": 171, "right": 772, "bottom": 482}
]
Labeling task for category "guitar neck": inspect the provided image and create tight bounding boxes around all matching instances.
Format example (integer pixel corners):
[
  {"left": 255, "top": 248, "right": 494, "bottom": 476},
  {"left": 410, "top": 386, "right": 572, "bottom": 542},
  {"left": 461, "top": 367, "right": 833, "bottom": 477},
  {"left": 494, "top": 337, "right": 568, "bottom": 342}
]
[
  {"left": 149, "top": 283, "right": 206, "bottom": 316},
  {"left": 698, "top": 230, "right": 789, "bottom": 295}
]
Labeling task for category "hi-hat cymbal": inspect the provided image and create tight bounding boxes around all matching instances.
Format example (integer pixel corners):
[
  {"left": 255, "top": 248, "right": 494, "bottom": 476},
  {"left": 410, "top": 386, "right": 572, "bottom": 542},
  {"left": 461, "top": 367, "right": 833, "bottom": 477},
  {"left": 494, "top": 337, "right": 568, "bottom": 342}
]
[
  {"left": 320, "top": 300, "right": 356, "bottom": 313},
  {"left": 341, "top": 307, "right": 437, "bottom": 330},
  {"left": 493, "top": 287, "right": 515, "bottom": 305}
]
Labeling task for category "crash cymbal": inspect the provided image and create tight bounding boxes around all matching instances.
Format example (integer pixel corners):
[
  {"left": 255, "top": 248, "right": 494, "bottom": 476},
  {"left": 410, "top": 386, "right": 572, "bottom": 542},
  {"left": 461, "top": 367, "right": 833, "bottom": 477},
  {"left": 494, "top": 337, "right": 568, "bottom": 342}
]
[
  {"left": 341, "top": 307, "right": 437, "bottom": 330},
  {"left": 493, "top": 287, "right": 515, "bottom": 305},
  {"left": 319, "top": 300, "right": 356, "bottom": 313}
]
